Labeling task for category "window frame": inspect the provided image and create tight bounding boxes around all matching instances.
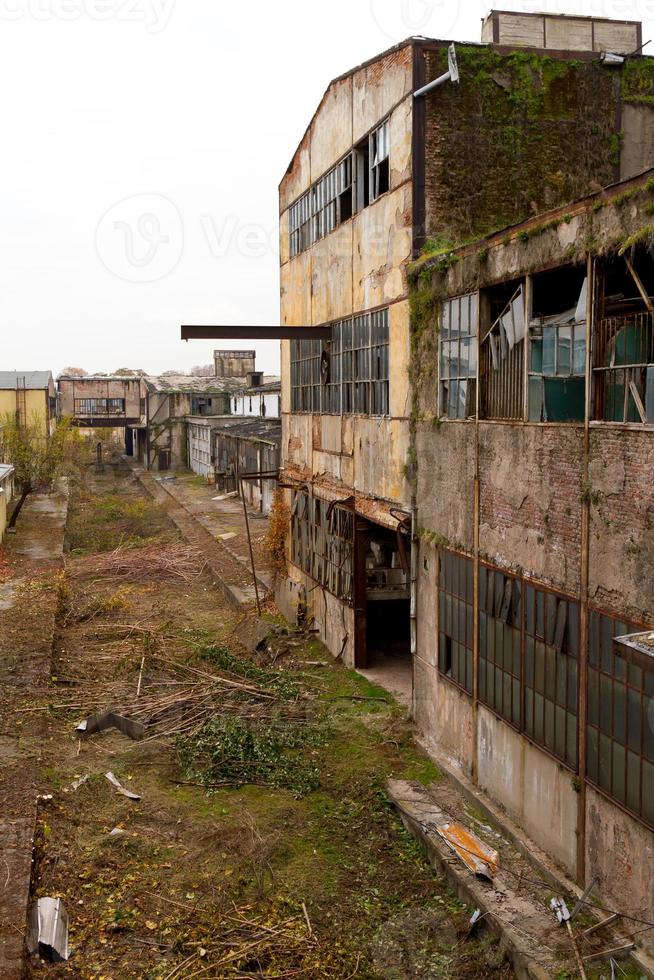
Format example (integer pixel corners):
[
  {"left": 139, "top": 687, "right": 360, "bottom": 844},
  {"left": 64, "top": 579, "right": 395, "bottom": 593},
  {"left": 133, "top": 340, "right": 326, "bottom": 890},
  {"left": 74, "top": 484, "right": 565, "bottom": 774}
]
[
  {"left": 438, "top": 549, "right": 474, "bottom": 694},
  {"left": 586, "top": 609, "right": 653, "bottom": 826},
  {"left": 287, "top": 117, "right": 390, "bottom": 258},
  {"left": 439, "top": 292, "right": 479, "bottom": 420},
  {"left": 290, "top": 310, "right": 389, "bottom": 417}
]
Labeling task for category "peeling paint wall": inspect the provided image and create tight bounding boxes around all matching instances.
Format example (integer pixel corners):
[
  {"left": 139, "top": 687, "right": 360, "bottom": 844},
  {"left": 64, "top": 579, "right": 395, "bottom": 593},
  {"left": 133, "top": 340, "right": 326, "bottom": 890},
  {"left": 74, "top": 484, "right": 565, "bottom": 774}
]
[{"left": 279, "top": 44, "right": 414, "bottom": 659}]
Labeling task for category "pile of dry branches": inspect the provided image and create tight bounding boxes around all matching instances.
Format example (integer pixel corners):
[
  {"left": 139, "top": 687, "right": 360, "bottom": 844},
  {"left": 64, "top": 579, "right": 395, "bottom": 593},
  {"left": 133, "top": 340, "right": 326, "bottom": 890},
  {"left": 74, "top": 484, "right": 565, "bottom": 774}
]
[
  {"left": 159, "top": 901, "right": 319, "bottom": 979},
  {"left": 72, "top": 541, "right": 206, "bottom": 583}
]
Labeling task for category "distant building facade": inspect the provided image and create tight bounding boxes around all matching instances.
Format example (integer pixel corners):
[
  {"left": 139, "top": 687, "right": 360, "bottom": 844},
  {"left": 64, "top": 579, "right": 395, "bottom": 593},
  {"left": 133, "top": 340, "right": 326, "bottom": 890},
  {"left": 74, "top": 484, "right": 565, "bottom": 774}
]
[{"left": 0, "top": 371, "right": 56, "bottom": 436}]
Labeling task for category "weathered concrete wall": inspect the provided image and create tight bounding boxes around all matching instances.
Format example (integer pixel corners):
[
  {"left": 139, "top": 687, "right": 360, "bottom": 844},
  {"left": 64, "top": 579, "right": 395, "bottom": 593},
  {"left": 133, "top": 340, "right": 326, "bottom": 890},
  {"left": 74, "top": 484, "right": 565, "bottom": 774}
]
[
  {"left": 477, "top": 705, "right": 579, "bottom": 875},
  {"left": 479, "top": 424, "right": 584, "bottom": 594},
  {"left": 213, "top": 351, "right": 255, "bottom": 378},
  {"left": 588, "top": 428, "right": 654, "bottom": 623},
  {"left": 585, "top": 784, "right": 654, "bottom": 957},
  {"left": 416, "top": 421, "right": 476, "bottom": 554},
  {"left": 58, "top": 377, "right": 143, "bottom": 418},
  {"left": 275, "top": 559, "right": 356, "bottom": 666},
  {"left": 0, "top": 389, "right": 50, "bottom": 437},
  {"left": 621, "top": 103, "right": 654, "bottom": 181}
]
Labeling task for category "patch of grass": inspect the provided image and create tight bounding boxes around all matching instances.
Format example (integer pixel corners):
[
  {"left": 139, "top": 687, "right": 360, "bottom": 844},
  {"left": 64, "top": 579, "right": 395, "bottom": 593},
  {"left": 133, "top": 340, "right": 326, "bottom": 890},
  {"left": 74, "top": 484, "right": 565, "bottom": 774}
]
[
  {"left": 176, "top": 714, "right": 324, "bottom": 796},
  {"left": 65, "top": 480, "right": 175, "bottom": 555}
]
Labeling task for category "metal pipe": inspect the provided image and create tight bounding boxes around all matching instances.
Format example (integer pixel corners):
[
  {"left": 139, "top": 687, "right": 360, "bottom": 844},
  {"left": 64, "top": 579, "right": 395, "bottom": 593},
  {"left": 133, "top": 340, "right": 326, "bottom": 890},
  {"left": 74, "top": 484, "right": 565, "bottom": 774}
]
[{"left": 414, "top": 71, "right": 452, "bottom": 97}]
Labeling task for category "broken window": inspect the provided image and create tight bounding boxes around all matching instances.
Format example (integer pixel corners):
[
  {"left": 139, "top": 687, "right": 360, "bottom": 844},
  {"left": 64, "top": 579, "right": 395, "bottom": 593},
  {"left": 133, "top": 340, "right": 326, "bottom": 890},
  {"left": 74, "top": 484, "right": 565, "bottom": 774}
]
[
  {"left": 369, "top": 120, "right": 389, "bottom": 202},
  {"left": 480, "top": 282, "right": 525, "bottom": 420},
  {"left": 288, "top": 118, "right": 390, "bottom": 256},
  {"left": 289, "top": 190, "right": 312, "bottom": 258},
  {"left": 439, "top": 292, "right": 478, "bottom": 419},
  {"left": 438, "top": 550, "right": 474, "bottom": 693},
  {"left": 290, "top": 491, "right": 354, "bottom": 604},
  {"left": 593, "top": 251, "right": 654, "bottom": 424},
  {"left": 478, "top": 565, "right": 522, "bottom": 728},
  {"left": 74, "top": 398, "right": 125, "bottom": 416},
  {"left": 528, "top": 266, "right": 587, "bottom": 423},
  {"left": 523, "top": 585, "right": 578, "bottom": 768},
  {"left": 587, "top": 611, "right": 652, "bottom": 825},
  {"left": 290, "top": 309, "right": 389, "bottom": 416},
  {"left": 312, "top": 155, "right": 353, "bottom": 243},
  {"left": 191, "top": 396, "right": 216, "bottom": 416}
]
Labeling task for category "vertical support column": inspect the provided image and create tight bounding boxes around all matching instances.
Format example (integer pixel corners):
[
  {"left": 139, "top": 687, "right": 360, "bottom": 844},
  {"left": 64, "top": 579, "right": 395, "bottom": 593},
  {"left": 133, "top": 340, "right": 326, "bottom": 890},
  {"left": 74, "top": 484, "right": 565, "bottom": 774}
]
[
  {"left": 353, "top": 516, "right": 369, "bottom": 668},
  {"left": 576, "top": 251, "right": 595, "bottom": 884},
  {"left": 472, "top": 288, "right": 485, "bottom": 786},
  {"left": 523, "top": 275, "right": 533, "bottom": 422}
]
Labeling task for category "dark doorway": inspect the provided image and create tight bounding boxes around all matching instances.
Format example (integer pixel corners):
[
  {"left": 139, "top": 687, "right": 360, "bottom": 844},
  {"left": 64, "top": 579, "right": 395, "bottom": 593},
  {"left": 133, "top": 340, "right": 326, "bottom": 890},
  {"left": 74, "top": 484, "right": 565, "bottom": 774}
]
[{"left": 354, "top": 517, "right": 412, "bottom": 703}]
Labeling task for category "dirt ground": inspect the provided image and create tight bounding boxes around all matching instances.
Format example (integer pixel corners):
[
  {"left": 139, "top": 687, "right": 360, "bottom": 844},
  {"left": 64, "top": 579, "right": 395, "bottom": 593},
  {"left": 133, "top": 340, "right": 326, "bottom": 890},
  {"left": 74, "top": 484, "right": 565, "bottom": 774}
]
[{"left": 8, "top": 457, "right": 518, "bottom": 979}]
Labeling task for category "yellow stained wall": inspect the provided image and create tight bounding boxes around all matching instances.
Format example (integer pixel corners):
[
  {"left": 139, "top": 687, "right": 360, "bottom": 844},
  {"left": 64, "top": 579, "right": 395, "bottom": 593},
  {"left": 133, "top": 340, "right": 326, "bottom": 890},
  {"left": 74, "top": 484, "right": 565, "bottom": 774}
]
[
  {"left": 279, "top": 43, "right": 414, "bottom": 511},
  {"left": 0, "top": 388, "right": 50, "bottom": 437}
]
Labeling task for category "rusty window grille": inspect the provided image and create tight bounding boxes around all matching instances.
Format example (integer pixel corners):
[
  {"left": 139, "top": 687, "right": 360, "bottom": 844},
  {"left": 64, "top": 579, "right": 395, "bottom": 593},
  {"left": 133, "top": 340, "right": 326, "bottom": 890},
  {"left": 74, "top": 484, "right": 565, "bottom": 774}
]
[
  {"left": 439, "top": 293, "right": 478, "bottom": 419},
  {"left": 290, "top": 491, "right": 354, "bottom": 604},
  {"left": 74, "top": 398, "right": 125, "bottom": 416},
  {"left": 587, "top": 610, "right": 653, "bottom": 825},
  {"left": 592, "top": 311, "right": 654, "bottom": 423},
  {"left": 438, "top": 549, "right": 474, "bottom": 693},
  {"left": 523, "top": 584, "right": 579, "bottom": 768},
  {"left": 478, "top": 565, "right": 523, "bottom": 729},
  {"left": 290, "top": 310, "right": 389, "bottom": 415},
  {"left": 480, "top": 286, "right": 525, "bottom": 420},
  {"left": 290, "top": 339, "right": 322, "bottom": 412}
]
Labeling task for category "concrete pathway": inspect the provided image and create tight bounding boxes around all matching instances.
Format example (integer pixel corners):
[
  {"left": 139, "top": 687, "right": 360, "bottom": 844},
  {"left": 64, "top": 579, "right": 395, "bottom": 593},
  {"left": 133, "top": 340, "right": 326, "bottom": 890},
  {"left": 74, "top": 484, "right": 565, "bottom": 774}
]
[
  {"left": 127, "top": 463, "right": 272, "bottom": 611},
  {"left": 0, "top": 482, "right": 68, "bottom": 977}
]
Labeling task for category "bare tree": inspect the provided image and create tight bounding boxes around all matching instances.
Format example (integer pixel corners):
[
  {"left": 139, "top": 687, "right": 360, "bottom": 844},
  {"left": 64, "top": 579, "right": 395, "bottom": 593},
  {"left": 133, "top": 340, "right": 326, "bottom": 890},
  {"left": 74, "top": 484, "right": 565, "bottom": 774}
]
[
  {"left": 190, "top": 364, "right": 215, "bottom": 377},
  {"left": 61, "top": 366, "right": 87, "bottom": 377}
]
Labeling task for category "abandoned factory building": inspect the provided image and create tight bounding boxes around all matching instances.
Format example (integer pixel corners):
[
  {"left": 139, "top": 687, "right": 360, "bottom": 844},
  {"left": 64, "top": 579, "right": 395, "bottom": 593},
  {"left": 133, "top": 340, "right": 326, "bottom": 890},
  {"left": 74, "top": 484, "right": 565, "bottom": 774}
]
[{"left": 276, "top": 9, "right": 654, "bottom": 954}]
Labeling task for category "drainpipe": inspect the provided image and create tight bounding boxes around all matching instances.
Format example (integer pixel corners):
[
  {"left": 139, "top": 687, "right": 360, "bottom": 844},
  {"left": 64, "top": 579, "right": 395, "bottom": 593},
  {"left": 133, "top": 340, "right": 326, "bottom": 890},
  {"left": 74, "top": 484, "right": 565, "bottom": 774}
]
[{"left": 410, "top": 496, "right": 418, "bottom": 664}]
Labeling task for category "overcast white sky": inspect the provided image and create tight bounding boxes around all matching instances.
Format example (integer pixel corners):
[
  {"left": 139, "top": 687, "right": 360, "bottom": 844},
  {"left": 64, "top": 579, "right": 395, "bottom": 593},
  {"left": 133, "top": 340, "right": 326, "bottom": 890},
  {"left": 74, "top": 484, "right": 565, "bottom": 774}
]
[{"left": 1, "top": 0, "right": 652, "bottom": 377}]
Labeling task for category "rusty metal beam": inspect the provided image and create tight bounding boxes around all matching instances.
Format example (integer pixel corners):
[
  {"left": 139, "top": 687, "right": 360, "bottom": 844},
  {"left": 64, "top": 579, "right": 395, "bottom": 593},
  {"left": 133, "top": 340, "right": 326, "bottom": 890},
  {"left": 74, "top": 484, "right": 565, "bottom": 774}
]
[{"left": 181, "top": 325, "right": 331, "bottom": 341}]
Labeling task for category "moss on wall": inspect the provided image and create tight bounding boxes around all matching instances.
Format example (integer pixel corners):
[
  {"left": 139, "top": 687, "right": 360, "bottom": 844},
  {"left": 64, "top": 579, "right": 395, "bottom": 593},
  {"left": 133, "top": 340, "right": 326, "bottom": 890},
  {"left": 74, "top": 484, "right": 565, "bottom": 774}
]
[
  {"left": 424, "top": 46, "right": 625, "bottom": 245},
  {"left": 621, "top": 57, "right": 654, "bottom": 106}
]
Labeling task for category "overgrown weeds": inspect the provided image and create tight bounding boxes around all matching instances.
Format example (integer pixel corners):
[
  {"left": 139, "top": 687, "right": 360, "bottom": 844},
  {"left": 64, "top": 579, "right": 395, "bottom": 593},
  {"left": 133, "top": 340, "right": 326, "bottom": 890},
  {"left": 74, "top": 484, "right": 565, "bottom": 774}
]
[
  {"left": 200, "top": 644, "right": 299, "bottom": 700},
  {"left": 176, "top": 713, "right": 325, "bottom": 795}
]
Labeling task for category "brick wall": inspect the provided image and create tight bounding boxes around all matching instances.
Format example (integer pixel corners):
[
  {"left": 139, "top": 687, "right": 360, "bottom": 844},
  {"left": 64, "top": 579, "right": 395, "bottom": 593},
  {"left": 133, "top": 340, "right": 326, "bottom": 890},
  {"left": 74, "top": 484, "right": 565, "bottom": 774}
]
[
  {"left": 478, "top": 424, "right": 584, "bottom": 594},
  {"left": 589, "top": 428, "right": 654, "bottom": 622}
]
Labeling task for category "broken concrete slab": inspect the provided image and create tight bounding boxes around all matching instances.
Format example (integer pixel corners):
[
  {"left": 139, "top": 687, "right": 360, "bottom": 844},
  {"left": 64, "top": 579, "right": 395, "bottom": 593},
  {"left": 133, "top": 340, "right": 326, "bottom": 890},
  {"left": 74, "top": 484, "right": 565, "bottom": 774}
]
[{"left": 237, "top": 617, "right": 275, "bottom": 654}]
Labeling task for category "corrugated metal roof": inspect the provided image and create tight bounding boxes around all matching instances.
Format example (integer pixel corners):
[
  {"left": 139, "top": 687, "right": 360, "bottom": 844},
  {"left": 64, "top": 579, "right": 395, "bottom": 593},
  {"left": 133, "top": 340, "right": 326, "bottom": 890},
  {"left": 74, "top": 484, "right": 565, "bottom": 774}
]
[
  {"left": 0, "top": 371, "right": 52, "bottom": 390},
  {"left": 210, "top": 417, "right": 281, "bottom": 446},
  {"left": 244, "top": 378, "right": 281, "bottom": 394},
  {"left": 0, "top": 463, "right": 14, "bottom": 481},
  {"left": 145, "top": 375, "right": 247, "bottom": 394}
]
